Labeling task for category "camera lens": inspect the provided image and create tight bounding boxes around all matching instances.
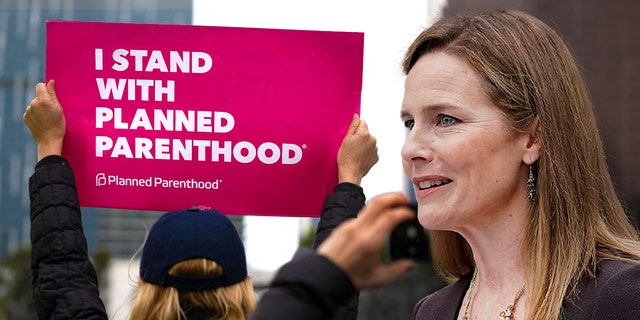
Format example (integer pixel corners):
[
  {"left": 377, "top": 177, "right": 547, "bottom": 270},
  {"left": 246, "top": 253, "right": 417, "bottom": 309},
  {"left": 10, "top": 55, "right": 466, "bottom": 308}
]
[{"left": 406, "top": 225, "right": 418, "bottom": 238}]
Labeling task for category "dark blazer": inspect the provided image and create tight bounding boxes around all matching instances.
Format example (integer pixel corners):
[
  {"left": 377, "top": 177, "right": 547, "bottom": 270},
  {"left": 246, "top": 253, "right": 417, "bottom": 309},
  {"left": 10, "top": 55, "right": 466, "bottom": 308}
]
[{"left": 413, "top": 259, "right": 640, "bottom": 320}]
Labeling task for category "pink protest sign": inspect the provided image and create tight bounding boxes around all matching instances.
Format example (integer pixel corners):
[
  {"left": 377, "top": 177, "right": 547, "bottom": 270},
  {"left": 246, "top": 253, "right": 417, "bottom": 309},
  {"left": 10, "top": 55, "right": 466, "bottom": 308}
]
[{"left": 45, "top": 20, "right": 364, "bottom": 217}]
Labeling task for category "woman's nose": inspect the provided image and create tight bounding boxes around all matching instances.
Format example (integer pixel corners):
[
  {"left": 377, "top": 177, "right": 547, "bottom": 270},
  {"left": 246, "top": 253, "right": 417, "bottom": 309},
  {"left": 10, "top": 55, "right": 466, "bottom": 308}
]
[{"left": 401, "top": 129, "right": 432, "bottom": 163}]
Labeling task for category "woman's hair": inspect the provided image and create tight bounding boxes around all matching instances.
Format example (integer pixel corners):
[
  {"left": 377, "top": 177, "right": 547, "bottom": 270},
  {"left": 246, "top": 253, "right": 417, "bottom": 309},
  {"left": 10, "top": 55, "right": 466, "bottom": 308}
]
[
  {"left": 403, "top": 9, "right": 640, "bottom": 319},
  {"left": 128, "top": 258, "right": 255, "bottom": 320}
]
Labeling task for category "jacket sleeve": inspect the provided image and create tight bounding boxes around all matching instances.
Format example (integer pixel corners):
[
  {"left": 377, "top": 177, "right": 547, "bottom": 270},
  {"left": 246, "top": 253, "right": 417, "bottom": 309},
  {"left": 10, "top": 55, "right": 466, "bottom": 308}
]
[
  {"left": 312, "top": 182, "right": 365, "bottom": 250},
  {"left": 250, "top": 250, "right": 357, "bottom": 320},
  {"left": 311, "top": 182, "right": 364, "bottom": 320},
  {"left": 29, "top": 155, "right": 108, "bottom": 320}
]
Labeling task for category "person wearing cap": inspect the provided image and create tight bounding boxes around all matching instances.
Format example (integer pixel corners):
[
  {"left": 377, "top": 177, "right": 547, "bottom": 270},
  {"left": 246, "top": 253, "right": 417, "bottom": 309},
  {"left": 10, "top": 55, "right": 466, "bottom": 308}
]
[
  {"left": 128, "top": 207, "right": 254, "bottom": 319},
  {"left": 25, "top": 80, "right": 377, "bottom": 320}
]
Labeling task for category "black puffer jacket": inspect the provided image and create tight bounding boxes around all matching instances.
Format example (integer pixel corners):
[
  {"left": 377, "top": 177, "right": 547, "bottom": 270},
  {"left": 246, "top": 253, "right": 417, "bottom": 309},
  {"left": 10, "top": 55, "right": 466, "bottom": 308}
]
[{"left": 29, "top": 155, "right": 108, "bottom": 320}]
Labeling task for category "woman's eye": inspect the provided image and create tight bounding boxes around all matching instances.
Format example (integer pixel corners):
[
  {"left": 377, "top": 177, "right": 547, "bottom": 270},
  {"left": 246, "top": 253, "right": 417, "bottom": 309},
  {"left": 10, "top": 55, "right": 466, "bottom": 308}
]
[
  {"left": 404, "top": 119, "right": 415, "bottom": 130},
  {"left": 439, "top": 115, "right": 457, "bottom": 126}
]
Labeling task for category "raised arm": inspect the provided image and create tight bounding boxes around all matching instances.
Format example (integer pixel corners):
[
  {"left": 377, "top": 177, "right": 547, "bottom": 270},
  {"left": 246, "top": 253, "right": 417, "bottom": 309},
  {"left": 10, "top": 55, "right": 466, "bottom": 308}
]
[
  {"left": 313, "top": 113, "right": 378, "bottom": 249},
  {"left": 25, "top": 80, "right": 108, "bottom": 320},
  {"left": 310, "top": 114, "right": 379, "bottom": 319}
]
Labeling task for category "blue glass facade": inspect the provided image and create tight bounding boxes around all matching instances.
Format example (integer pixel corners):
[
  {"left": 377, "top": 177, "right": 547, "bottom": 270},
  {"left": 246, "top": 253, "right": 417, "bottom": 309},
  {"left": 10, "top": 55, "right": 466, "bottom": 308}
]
[{"left": 0, "top": 0, "right": 192, "bottom": 256}]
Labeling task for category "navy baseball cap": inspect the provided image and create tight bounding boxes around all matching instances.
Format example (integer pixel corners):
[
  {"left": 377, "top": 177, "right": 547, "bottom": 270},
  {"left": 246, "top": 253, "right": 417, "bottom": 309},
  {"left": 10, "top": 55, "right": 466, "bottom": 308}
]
[{"left": 140, "top": 207, "right": 247, "bottom": 290}]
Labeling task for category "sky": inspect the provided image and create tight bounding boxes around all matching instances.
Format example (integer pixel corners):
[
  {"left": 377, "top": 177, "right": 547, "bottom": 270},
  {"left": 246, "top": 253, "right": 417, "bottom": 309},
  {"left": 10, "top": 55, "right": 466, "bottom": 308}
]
[{"left": 192, "top": 0, "right": 447, "bottom": 272}]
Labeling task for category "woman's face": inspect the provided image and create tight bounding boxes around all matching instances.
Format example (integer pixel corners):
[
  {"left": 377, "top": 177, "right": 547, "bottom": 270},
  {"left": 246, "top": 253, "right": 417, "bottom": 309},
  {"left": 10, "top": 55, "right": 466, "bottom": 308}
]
[{"left": 401, "top": 51, "right": 531, "bottom": 232}]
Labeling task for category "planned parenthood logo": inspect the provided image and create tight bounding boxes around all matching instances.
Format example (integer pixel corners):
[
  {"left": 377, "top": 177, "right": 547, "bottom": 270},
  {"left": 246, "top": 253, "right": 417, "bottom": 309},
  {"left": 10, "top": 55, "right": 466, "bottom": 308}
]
[{"left": 95, "top": 173, "right": 220, "bottom": 190}]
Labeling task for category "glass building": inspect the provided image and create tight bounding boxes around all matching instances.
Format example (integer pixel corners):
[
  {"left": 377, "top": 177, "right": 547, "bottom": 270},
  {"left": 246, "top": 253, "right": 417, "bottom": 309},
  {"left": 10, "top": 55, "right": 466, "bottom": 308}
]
[{"left": 0, "top": 0, "right": 192, "bottom": 257}]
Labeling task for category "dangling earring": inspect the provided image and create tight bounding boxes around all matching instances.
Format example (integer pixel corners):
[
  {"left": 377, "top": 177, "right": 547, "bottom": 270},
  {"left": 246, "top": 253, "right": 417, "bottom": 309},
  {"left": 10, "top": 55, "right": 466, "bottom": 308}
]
[{"left": 527, "top": 164, "right": 536, "bottom": 201}]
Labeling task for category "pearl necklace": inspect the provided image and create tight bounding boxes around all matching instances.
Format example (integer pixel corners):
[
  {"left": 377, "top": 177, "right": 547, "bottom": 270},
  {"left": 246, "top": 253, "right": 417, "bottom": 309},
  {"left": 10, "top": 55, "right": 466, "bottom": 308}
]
[{"left": 461, "top": 269, "right": 526, "bottom": 320}]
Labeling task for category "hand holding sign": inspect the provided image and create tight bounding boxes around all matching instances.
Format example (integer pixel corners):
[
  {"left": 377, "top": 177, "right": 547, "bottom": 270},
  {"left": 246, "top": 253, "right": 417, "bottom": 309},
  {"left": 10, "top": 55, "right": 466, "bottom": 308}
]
[
  {"left": 338, "top": 114, "right": 379, "bottom": 185},
  {"left": 24, "top": 80, "right": 66, "bottom": 161}
]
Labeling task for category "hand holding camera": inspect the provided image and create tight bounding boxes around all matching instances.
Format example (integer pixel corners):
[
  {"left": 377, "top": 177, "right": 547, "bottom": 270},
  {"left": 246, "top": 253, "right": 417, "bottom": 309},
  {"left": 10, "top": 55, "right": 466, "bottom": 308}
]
[{"left": 388, "top": 202, "right": 430, "bottom": 262}]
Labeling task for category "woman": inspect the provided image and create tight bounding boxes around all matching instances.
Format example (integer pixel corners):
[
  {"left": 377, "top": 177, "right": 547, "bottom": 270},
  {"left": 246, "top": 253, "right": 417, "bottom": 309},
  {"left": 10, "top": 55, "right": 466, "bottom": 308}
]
[
  {"left": 128, "top": 208, "right": 255, "bottom": 320},
  {"left": 403, "top": 9, "right": 640, "bottom": 319},
  {"left": 26, "top": 80, "right": 377, "bottom": 320},
  {"left": 251, "top": 9, "right": 640, "bottom": 320}
]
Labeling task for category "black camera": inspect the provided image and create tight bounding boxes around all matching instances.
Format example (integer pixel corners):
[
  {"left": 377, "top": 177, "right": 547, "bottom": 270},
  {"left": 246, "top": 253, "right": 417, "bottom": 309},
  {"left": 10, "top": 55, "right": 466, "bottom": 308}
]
[{"left": 388, "top": 202, "right": 430, "bottom": 261}]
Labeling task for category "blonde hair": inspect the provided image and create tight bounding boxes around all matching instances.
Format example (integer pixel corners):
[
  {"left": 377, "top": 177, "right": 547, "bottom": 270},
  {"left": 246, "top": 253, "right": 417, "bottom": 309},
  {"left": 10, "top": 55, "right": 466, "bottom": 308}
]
[
  {"left": 403, "top": 10, "right": 640, "bottom": 319},
  {"left": 128, "top": 258, "right": 255, "bottom": 320}
]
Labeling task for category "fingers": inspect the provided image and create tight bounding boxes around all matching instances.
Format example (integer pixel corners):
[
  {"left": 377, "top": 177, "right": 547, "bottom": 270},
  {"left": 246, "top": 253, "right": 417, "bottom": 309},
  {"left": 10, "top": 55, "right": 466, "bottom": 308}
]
[
  {"left": 23, "top": 101, "right": 32, "bottom": 117},
  {"left": 367, "top": 259, "right": 416, "bottom": 289},
  {"left": 46, "top": 80, "right": 62, "bottom": 110},
  {"left": 34, "top": 81, "right": 49, "bottom": 102},
  {"left": 24, "top": 82, "right": 46, "bottom": 125},
  {"left": 357, "top": 118, "right": 369, "bottom": 134},
  {"left": 337, "top": 113, "right": 378, "bottom": 185},
  {"left": 345, "top": 113, "right": 360, "bottom": 136},
  {"left": 357, "top": 192, "right": 411, "bottom": 227},
  {"left": 46, "top": 79, "right": 55, "bottom": 92},
  {"left": 346, "top": 115, "right": 371, "bottom": 138},
  {"left": 388, "top": 259, "right": 416, "bottom": 277},
  {"left": 31, "top": 80, "right": 59, "bottom": 110},
  {"left": 317, "top": 192, "right": 416, "bottom": 290},
  {"left": 28, "top": 81, "right": 61, "bottom": 116},
  {"left": 24, "top": 80, "right": 66, "bottom": 160},
  {"left": 25, "top": 82, "right": 47, "bottom": 123}
]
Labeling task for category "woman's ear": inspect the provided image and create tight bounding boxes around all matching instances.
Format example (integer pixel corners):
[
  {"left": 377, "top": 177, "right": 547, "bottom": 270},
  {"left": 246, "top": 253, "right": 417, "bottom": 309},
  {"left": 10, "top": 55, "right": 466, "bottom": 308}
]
[{"left": 523, "top": 116, "right": 540, "bottom": 165}]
